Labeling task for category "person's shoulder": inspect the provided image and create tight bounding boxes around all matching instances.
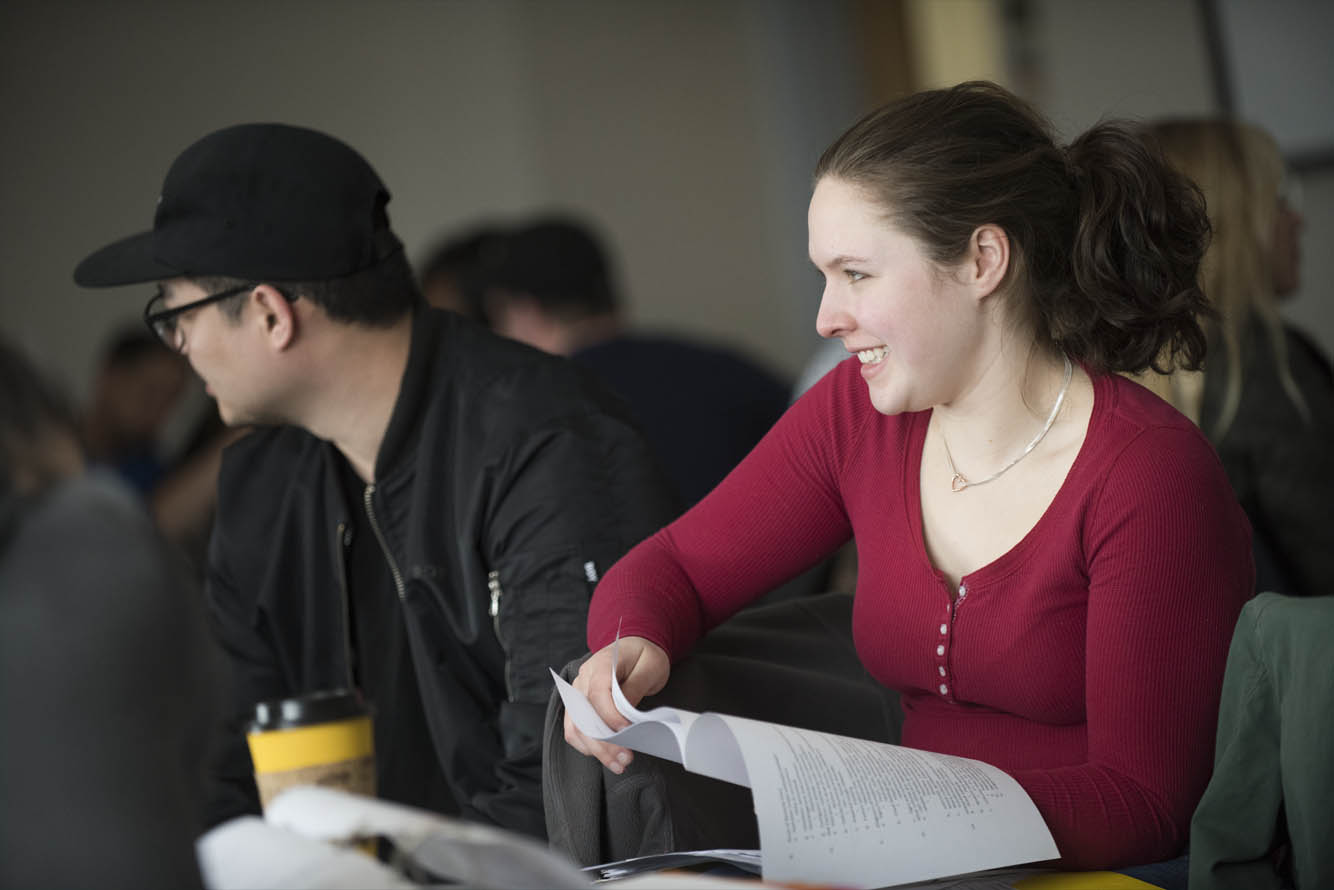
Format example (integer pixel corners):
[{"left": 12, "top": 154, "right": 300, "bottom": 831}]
[
  {"left": 19, "top": 472, "right": 154, "bottom": 542},
  {"left": 0, "top": 474, "right": 185, "bottom": 614},
  {"left": 597, "top": 333, "right": 776, "bottom": 372},
  {"left": 788, "top": 353, "right": 917, "bottom": 455},
  {"left": 220, "top": 424, "right": 318, "bottom": 473},
  {"left": 436, "top": 322, "right": 632, "bottom": 431},
  {"left": 581, "top": 333, "right": 790, "bottom": 410},
  {"left": 216, "top": 425, "right": 326, "bottom": 512},
  {"left": 1086, "top": 373, "right": 1235, "bottom": 499},
  {"left": 1093, "top": 372, "right": 1209, "bottom": 444}
]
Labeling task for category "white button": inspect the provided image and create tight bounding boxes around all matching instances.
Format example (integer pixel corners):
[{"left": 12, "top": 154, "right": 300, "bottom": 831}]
[
  {"left": 958, "top": 583, "right": 967, "bottom": 596},
  {"left": 940, "top": 623, "right": 948, "bottom": 635},
  {"left": 936, "top": 644, "right": 945, "bottom": 656},
  {"left": 938, "top": 666, "right": 946, "bottom": 677},
  {"left": 939, "top": 683, "right": 949, "bottom": 695}
]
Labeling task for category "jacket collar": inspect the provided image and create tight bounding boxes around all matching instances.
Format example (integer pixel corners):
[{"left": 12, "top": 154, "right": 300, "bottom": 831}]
[{"left": 373, "top": 306, "right": 453, "bottom": 481}]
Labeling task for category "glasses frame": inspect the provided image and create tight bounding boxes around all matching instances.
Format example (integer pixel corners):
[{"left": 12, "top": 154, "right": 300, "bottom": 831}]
[{"left": 143, "top": 283, "right": 292, "bottom": 351}]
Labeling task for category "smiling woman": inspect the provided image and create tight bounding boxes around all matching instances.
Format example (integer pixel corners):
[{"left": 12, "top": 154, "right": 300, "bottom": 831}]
[{"left": 562, "top": 81, "right": 1254, "bottom": 874}]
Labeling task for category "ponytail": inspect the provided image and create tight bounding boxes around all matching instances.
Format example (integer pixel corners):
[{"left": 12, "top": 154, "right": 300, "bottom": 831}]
[{"left": 1056, "top": 124, "right": 1212, "bottom": 373}]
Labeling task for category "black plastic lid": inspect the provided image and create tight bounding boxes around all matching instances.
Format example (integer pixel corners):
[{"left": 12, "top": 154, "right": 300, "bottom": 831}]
[{"left": 249, "top": 689, "right": 370, "bottom": 732}]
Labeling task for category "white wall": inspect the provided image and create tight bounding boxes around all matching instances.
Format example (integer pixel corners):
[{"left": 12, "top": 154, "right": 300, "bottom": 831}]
[
  {"left": 1, "top": 1, "right": 541, "bottom": 396},
  {"left": 0, "top": 0, "right": 860, "bottom": 401}
]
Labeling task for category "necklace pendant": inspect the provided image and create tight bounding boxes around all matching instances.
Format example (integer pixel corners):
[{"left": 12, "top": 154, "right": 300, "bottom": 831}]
[{"left": 950, "top": 473, "right": 968, "bottom": 493}]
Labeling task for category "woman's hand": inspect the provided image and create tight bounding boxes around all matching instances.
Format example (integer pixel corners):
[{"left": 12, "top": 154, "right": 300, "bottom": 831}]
[{"left": 563, "top": 635, "right": 670, "bottom": 774}]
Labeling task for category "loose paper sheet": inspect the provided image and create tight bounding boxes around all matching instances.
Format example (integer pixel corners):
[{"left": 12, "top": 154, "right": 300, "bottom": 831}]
[{"left": 552, "top": 640, "right": 1059, "bottom": 889}]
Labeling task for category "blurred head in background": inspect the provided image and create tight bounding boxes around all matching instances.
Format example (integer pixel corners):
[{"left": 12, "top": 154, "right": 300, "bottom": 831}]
[
  {"left": 418, "top": 225, "right": 506, "bottom": 323},
  {"left": 1143, "top": 118, "right": 1307, "bottom": 434},
  {"left": 483, "top": 216, "right": 623, "bottom": 356},
  {"left": 0, "top": 334, "right": 83, "bottom": 501},
  {"left": 82, "top": 328, "right": 189, "bottom": 469}
]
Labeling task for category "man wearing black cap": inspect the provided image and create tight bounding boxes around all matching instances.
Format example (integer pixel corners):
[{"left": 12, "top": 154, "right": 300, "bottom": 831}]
[{"left": 74, "top": 123, "right": 676, "bottom": 838}]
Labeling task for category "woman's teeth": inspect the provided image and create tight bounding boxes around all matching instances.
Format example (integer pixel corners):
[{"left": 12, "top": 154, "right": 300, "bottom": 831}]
[{"left": 857, "top": 347, "right": 888, "bottom": 364}]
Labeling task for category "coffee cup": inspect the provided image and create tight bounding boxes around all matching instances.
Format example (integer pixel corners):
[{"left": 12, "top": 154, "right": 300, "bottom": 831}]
[{"left": 246, "top": 689, "right": 375, "bottom": 811}]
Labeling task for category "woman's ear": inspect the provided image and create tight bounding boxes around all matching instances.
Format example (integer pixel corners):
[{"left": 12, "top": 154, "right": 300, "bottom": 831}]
[
  {"left": 969, "top": 224, "right": 1010, "bottom": 300},
  {"left": 251, "top": 285, "right": 297, "bottom": 351}
]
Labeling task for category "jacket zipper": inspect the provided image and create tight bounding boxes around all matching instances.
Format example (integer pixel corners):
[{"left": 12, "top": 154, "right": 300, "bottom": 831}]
[
  {"left": 363, "top": 483, "right": 406, "bottom": 601},
  {"left": 486, "top": 569, "right": 513, "bottom": 700},
  {"left": 334, "top": 520, "right": 356, "bottom": 690},
  {"left": 487, "top": 570, "right": 502, "bottom": 634}
]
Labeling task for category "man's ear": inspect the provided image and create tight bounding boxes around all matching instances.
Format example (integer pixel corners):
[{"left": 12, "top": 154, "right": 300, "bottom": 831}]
[
  {"left": 968, "top": 224, "right": 1010, "bottom": 301},
  {"left": 251, "top": 285, "right": 297, "bottom": 350}
]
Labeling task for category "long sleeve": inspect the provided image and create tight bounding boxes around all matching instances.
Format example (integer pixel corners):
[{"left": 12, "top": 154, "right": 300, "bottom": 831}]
[
  {"left": 1187, "top": 595, "right": 1285, "bottom": 890},
  {"left": 589, "top": 365, "right": 861, "bottom": 656},
  {"left": 1189, "top": 593, "right": 1334, "bottom": 890},
  {"left": 200, "top": 540, "right": 277, "bottom": 827},
  {"left": 479, "top": 410, "right": 678, "bottom": 834},
  {"left": 1008, "top": 425, "right": 1252, "bottom": 867}
]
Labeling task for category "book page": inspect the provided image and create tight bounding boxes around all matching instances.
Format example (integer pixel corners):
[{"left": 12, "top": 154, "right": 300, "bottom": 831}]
[{"left": 694, "top": 714, "right": 1059, "bottom": 889}]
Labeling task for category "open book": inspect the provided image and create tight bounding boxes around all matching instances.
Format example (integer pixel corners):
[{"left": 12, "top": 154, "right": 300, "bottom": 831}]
[{"left": 552, "top": 651, "right": 1060, "bottom": 889}]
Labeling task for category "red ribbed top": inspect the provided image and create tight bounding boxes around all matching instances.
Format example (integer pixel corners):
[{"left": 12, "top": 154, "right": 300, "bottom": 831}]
[{"left": 588, "top": 359, "right": 1253, "bottom": 869}]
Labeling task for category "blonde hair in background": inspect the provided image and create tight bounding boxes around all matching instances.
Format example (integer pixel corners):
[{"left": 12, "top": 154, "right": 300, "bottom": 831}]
[{"left": 1141, "top": 119, "right": 1308, "bottom": 437}]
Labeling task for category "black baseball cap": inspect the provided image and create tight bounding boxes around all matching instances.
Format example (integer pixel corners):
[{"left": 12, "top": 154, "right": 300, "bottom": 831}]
[{"left": 74, "top": 123, "right": 403, "bottom": 288}]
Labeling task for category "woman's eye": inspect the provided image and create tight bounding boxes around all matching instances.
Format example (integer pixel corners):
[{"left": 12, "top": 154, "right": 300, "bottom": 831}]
[{"left": 844, "top": 269, "right": 866, "bottom": 282}]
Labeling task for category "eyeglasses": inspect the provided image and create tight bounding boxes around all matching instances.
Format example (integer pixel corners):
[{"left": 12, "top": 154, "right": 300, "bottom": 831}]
[
  {"left": 143, "top": 283, "right": 254, "bottom": 351},
  {"left": 143, "top": 283, "right": 294, "bottom": 351}
]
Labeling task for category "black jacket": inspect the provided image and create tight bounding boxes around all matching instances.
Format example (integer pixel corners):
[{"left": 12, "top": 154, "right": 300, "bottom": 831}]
[
  {"left": 204, "top": 308, "right": 676, "bottom": 836},
  {"left": 1200, "top": 322, "right": 1334, "bottom": 597}
]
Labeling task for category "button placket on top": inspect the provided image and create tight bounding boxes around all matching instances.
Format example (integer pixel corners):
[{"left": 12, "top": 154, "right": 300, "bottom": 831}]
[{"left": 936, "top": 581, "right": 967, "bottom": 699}]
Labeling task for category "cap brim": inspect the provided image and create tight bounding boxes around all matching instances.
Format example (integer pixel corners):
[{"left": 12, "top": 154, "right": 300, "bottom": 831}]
[{"left": 73, "top": 230, "right": 183, "bottom": 287}]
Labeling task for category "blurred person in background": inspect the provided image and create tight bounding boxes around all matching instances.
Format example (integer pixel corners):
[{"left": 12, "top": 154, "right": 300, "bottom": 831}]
[
  {"left": 1139, "top": 119, "right": 1334, "bottom": 597},
  {"left": 0, "top": 334, "right": 219, "bottom": 889},
  {"left": 417, "top": 224, "right": 505, "bottom": 322},
  {"left": 484, "top": 215, "right": 791, "bottom": 509},
  {"left": 81, "top": 326, "right": 190, "bottom": 495},
  {"left": 82, "top": 324, "right": 239, "bottom": 568}
]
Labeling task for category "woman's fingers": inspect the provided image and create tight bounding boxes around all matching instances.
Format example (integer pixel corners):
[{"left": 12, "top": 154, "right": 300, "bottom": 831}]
[
  {"left": 562, "top": 714, "right": 635, "bottom": 773},
  {"left": 563, "top": 636, "right": 672, "bottom": 773}
]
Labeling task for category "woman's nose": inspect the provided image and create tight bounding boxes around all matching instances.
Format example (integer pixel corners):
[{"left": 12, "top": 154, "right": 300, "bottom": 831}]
[{"left": 815, "top": 287, "right": 852, "bottom": 340}]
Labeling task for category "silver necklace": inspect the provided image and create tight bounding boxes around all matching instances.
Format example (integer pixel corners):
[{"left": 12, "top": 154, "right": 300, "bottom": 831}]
[{"left": 941, "top": 356, "right": 1073, "bottom": 492}]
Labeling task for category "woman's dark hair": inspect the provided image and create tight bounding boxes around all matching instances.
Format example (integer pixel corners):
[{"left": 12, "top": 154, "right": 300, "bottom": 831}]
[{"left": 814, "top": 81, "right": 1212, "bottom": 375}]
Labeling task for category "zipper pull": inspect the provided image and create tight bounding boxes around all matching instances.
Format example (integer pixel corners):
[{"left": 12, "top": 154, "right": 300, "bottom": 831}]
[{"left": 487, "top": 570, "right": 502, "bottom": 618}]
